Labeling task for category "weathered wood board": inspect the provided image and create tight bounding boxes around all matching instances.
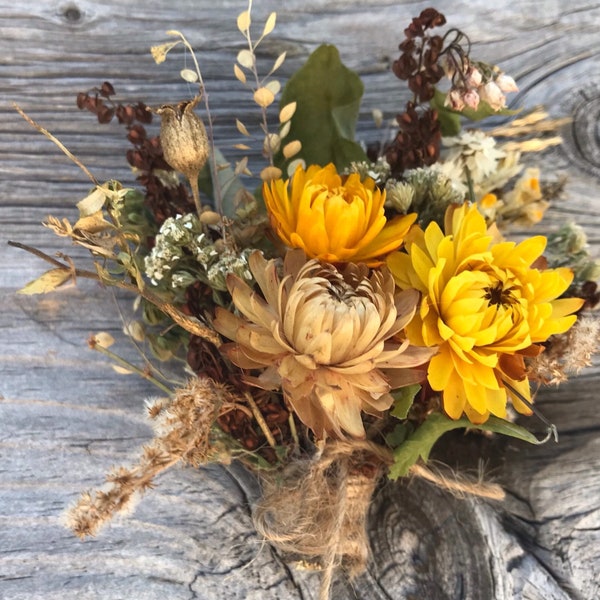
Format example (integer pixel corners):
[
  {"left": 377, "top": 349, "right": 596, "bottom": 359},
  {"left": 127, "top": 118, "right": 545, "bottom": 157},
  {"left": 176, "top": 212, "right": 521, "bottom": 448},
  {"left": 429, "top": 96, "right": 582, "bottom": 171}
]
[{"left": 1, "top": 1, "right": 599, "bottom": 598}]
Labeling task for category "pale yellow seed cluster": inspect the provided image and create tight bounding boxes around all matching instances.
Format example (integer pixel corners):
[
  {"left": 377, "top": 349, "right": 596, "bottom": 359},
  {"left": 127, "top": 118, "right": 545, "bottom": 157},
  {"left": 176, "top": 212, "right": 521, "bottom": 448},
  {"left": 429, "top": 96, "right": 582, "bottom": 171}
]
[{"left": 233, "top": 3, "right": 302, "bottom": 181}]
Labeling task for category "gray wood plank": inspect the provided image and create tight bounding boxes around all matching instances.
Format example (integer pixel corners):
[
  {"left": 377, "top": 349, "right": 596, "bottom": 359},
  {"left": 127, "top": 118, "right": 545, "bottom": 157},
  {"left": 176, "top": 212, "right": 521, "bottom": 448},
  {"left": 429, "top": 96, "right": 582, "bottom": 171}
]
[{"left": 1, "top": 1, "right": 600, "bottom": 598}]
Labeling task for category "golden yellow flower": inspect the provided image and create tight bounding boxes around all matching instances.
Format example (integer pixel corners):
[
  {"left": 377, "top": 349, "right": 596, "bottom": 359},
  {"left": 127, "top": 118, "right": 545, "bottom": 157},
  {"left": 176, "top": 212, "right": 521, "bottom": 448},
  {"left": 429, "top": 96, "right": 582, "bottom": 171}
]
[
  {"left": 387, "top": 203, "right": 584, "bottom": 423},
  {"left": 262, "top": 163, "right": 417, "bottom": 265},
  {"left": 214, "top": 250, "right": 434, "bottom": 439}
]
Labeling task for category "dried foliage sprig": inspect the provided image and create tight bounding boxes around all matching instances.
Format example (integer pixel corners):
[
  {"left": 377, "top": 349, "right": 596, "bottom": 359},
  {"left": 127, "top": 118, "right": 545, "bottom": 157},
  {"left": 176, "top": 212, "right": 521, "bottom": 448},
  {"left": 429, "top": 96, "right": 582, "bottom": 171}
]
[
  {"left": 65, "top": 377, "right": 236, "bottom": 538},
  {"left": 10, "top": 240, "right": 220, "bottom": 344},
  {"left": 232, "top": 1, "right": 301, "bottom": 180}
]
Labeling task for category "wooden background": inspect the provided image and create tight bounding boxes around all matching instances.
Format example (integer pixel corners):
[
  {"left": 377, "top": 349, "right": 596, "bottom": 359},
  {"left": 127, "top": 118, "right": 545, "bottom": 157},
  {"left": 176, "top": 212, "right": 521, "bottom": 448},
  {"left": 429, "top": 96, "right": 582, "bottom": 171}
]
[{"left": 1, "top": 1, "right": 599, "bottom": 598}]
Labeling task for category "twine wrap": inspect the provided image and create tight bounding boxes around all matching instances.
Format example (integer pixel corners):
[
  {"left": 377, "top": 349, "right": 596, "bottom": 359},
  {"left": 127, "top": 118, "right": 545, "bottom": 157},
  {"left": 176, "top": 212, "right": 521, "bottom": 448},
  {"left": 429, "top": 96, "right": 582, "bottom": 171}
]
[
  {"left": 253, "top": 441, "right": 390, "bottom": 600},
  {"left": 253, "top": 439, "right": 505, "bottom": 600}
]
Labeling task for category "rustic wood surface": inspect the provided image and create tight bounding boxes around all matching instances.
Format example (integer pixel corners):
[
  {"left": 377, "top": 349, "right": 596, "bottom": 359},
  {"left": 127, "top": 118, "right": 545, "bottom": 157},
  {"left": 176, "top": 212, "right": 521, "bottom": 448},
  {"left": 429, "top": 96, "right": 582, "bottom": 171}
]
[{"left": 1, "top": 1, "right": 599, "bottom": 598}]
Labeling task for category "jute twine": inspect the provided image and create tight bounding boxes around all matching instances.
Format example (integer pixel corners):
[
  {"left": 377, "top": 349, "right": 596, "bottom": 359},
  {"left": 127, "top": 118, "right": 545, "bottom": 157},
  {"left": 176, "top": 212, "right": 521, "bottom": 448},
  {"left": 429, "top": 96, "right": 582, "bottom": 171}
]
[{"left": 253, "top": 440, "right": 505, "bottom": 600}]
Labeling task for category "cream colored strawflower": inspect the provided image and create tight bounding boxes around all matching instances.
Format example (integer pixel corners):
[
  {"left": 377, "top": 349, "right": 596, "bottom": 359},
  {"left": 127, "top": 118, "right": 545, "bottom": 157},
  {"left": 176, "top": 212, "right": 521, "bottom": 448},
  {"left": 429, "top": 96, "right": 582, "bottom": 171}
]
[{"left": 214, "top": 250, "right": 435, "bottom": 439}]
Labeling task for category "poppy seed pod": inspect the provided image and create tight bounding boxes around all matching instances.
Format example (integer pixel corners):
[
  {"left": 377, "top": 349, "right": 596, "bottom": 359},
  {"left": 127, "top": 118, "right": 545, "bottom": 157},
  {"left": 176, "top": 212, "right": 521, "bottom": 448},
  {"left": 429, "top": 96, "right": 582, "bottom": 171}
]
[{"left": 156, "top": 96, "right": 209, "bottom": 214}]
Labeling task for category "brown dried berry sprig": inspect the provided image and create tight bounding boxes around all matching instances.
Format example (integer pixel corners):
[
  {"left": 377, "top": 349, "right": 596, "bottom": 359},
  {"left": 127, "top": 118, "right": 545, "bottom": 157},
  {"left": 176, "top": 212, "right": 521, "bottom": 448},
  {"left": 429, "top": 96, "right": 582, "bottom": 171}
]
[
  {"left": 217, "top": 389, "right": 291, "bottom": 462},
  {"left": 384, "top": 8, "right": 478, "bottom": 176},
  {"left": 76, "top": 81, "right": 152, "bottom": 126},
  {"left": 125, "top": 121, "right": 196, "bottom": 224},
  {"left": 392, "top": 8, "right": 447, "bottom": 103},
  {"left": 577, "top": 281, "right": 600, "bottom": 310},
  {"left": 385, "top": 103, "right": 441, "bottom": 177},
  {"left": 382, "top": 9, "right": 449, "bottom": 175},
  {"left": 77, "top": 82, "right": 196, "bottom": 224}
]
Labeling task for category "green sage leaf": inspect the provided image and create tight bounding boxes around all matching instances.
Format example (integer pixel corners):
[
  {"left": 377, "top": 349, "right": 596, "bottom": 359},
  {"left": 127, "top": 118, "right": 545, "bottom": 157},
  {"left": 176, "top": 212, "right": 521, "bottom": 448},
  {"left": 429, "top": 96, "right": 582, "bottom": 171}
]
[{"left": 275, "top": 44, "right": 367, "bottom": 172}]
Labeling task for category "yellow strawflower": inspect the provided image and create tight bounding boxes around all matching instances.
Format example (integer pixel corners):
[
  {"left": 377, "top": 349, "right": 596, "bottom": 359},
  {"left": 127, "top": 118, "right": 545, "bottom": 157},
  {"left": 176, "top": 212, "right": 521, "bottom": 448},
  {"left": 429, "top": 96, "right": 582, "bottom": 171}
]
[
  {"left": 263, "top": 163, "right": 416, "bottom": 265},
  {"left": 387, "top": 203, "right": 584, "bottom": 423}
]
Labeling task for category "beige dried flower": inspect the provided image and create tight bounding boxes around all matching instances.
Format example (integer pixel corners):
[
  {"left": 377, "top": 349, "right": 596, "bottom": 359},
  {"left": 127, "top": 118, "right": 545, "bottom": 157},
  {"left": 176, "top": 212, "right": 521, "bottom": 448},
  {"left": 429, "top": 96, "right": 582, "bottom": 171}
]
[
  {"left": 528, "top": 315, "right": 599, "bottom": 385},
  {"left": 214, "top": 250, "right": 435, "bottom": 440},
  {"left": 64, "top": 377, "right": 235, "bottom": 538},
  {"left": 156, "top": 96, "right": 209, "bottom": 215}
]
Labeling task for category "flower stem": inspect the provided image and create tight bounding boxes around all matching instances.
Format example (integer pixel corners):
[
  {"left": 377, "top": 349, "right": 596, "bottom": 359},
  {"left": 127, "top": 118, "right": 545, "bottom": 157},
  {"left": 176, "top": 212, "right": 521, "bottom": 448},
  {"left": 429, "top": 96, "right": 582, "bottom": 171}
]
[
  {"left": 244, "top": 391, "right": 277, "bottom": 449},
  {"left": 465, "top": 165, "right": 476, "bottom": 204},
  {"left": 502, "top": 379, "right": 558, "bottom": 443},
  {"left": 189, "top": 174, "right": 202, "bottom": 217},
  {"left": 90, "top": 342, "right": 174, "bottom": 396},
  {"left": 166, "top": 30, "right": 224, "bottom": 217},
  {"left": 288, "top": 412, "right": 299, "bottom": 449}
]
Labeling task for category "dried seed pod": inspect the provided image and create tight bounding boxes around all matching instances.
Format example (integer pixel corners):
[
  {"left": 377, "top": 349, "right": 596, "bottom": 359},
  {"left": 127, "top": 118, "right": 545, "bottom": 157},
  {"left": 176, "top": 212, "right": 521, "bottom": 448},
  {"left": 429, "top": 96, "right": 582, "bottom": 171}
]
[{"left": 155, "top": 96, "right": 209, "bottom": 215}]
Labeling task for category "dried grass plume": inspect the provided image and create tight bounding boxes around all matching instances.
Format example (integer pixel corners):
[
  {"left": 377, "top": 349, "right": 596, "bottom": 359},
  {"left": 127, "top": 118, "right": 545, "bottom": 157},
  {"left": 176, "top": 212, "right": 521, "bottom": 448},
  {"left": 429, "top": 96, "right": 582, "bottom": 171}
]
[{"left": 65, "top": 377, "right": 237, "bottom": 539}]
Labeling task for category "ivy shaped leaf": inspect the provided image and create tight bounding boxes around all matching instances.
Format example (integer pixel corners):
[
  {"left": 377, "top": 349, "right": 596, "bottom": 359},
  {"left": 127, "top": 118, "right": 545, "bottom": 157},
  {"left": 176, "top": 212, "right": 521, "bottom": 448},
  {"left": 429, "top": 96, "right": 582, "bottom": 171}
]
[
  {"left": 388, "top": 413, "right": 541, "bottom": 480},
  {"left": 275, "top": 44, "right": 367, "bottom": 172},
  {"left": 390, "top": 384, "right": 421, "bottom": 420}
]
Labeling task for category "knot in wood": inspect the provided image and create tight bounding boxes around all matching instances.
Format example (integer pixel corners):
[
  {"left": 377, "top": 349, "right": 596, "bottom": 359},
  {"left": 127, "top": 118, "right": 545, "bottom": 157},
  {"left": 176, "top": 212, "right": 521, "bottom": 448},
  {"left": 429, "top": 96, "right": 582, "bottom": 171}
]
[
  {"left": 61, "top": 4, "right": 82, "bottom": 24},
  {"left": 563, "top": 81, "right": 600, "bottom": 178}
]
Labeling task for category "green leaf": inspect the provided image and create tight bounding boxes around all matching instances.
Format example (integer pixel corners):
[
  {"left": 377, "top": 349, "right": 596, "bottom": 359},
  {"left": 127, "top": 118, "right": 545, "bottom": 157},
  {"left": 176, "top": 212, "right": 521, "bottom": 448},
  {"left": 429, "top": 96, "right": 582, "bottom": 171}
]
[
  {"left": 274, "top": 44, "right": 367, "bottom": 172},
  {"left": 390, "top": 384, "right": 421, "bottom": 420},
  {"left": 431, "top": 90, "right": 462, "bottom": 137},
  {"left": 388, "top": 413, "right": 467, "bottom": 480},
  {"left": 197, "top": 147, "right": 245, "bottom": 218},
  {"left": 388, "top": 413, "right": 541, "bottom": 480},
  {"left": 385, "top": 422, "right": 411, "bottom": 448},
  {"left": 473, "top": 415, "right": 542, "bottom": 445},
  {"left": 17, "top": 268, "right": 71, "bottom": 295}
]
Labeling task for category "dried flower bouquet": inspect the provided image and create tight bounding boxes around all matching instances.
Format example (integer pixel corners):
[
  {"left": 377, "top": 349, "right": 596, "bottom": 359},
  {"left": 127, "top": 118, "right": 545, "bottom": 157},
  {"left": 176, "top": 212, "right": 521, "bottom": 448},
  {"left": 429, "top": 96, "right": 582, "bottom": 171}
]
[{"left": 12, "top": 4, "right": 599, "bottom": 599}]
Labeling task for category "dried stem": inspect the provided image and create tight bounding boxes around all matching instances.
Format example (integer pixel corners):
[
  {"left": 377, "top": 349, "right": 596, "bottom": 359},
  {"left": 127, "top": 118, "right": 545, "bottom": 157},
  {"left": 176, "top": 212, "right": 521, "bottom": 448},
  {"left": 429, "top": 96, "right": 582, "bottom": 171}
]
[
  {"left": 244, "top": 391, "right": 277, "bottom": 449},
  {"left": 9, "top": 241, "right": 221, "bottom": 345},
  {"left": 13, "top": 103, "right": 99, "bottom": 186},
  {"left": 89, "top": 341, "right": 174, "bottom": 396},
  {"left": 65, "top": 377, "right": 234, "bottom": 538},
  {"left": 166, "top": 30, "right": 224, "bottom": 217}
]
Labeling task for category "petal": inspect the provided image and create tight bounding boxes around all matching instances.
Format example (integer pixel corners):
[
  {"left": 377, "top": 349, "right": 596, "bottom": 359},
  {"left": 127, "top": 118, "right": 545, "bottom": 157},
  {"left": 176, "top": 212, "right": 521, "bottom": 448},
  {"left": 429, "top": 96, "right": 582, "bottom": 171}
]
[
  {"left": 384, "top": 367, "right": 427, "bottom": 389},
  {"left": 352, "top": 212, "right": 417, "bottom": 262},
  {"left": 376, "top": 344, "right": 436, "bottom": 369},
  {"left": 250, "top": 251, "right": 281, "bottom": 310},
  {"left": 428, "top": 345, "right": 455, "bottom": 390},
  {"left": 504, "top": 376, "right": 533, "bottom": 415},
  {"left": 213, "top": 307, "right": 243, "bottom": 341},
  {"left": 442, "top": 372, "right": 467, "bottom": 419},
  {"left": 327, "top": 391, "right": 366, "bottom": 438}
]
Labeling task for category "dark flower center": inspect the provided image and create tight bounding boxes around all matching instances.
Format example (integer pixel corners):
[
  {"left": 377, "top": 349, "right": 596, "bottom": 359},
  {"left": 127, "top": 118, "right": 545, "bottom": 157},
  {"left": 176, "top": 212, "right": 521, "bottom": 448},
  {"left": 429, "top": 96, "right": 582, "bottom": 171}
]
[{"left": 484, "top": 281, "right": 516, "bottom": 307}]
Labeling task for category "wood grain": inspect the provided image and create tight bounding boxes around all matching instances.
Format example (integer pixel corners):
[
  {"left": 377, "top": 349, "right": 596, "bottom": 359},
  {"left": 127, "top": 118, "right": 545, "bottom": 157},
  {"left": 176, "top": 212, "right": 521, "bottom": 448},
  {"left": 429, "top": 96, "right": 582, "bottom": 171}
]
[{"left": 1, "top": 1, "right": 599, "bottom": 598}]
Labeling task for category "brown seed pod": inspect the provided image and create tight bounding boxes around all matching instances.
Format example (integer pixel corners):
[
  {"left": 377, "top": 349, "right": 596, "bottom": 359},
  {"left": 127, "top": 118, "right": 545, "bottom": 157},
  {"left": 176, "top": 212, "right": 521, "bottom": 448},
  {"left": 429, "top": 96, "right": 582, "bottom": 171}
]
[{"left": 155, "top": 96, "right": 209, "bottom": 215}]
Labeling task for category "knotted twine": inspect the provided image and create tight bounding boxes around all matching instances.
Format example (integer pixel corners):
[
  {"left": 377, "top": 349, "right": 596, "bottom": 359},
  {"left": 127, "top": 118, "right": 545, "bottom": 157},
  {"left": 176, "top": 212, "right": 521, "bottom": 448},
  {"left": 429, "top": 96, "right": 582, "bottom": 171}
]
[{"left": 253, "top": 439, "right": 504, "bottom": 600}]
